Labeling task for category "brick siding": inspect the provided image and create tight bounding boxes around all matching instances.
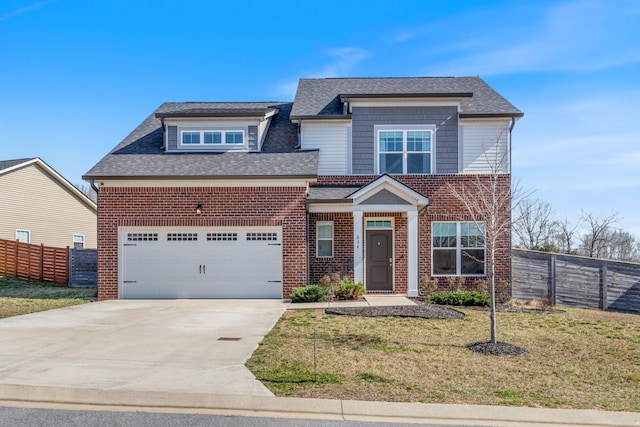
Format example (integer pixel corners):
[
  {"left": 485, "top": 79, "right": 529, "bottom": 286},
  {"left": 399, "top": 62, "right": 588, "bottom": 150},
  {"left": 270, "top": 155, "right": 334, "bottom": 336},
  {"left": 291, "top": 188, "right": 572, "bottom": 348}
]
[
  {"left": 97, "top": 186, "right": 306, "bottom": 300},
  {"left": 311, "top": 174, "right": 512, "bottom": 293}
]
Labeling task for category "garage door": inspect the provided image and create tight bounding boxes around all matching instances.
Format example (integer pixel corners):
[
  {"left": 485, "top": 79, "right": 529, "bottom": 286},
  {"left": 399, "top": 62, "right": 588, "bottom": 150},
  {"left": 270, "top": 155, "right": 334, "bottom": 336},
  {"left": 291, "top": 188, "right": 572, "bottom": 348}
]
[{"left": 119, "top": 227, "right": 283, "bottom": 299}]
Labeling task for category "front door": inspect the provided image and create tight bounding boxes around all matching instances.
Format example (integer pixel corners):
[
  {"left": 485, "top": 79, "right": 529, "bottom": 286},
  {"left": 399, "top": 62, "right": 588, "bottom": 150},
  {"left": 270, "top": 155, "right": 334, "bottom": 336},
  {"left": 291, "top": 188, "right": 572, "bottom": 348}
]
[{"left": 365, "top": 229, "right": 393, "bottom": 291}]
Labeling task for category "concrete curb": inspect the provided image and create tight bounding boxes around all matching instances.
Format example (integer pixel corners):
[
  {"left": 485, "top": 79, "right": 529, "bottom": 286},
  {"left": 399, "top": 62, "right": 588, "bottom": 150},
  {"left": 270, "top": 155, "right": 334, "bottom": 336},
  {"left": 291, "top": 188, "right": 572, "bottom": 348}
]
[{"left": 1, "top": 385, "right": 639, "bottom": 426}]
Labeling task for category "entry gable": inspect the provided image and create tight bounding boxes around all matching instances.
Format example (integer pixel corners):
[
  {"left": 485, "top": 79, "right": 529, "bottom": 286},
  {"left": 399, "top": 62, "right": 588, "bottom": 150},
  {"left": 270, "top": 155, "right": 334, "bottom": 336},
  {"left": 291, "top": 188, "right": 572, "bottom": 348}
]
[{"left": 349, "top": 174, "right": 429, "bottom": 208}]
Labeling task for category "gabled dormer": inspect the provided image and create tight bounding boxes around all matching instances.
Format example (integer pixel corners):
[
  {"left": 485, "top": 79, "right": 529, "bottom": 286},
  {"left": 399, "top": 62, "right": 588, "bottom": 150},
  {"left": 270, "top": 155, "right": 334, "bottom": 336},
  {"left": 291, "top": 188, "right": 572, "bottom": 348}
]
[
  {"left": 290, "top": 77, "right": 523, "bottom": 176},
  {"left": 155, "top": 102, "right": 280, "bottom": 153}
]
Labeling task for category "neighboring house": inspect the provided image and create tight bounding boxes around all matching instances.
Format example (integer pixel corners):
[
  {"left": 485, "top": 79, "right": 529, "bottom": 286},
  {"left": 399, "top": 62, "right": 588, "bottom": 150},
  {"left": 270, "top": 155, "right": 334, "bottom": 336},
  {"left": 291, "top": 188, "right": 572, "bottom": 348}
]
[
  {"left": 84, "top": 77, "right": 523, "bottom": 300},
  {"left": 0, "top": 158, "right": 97, "bottom": 248}
]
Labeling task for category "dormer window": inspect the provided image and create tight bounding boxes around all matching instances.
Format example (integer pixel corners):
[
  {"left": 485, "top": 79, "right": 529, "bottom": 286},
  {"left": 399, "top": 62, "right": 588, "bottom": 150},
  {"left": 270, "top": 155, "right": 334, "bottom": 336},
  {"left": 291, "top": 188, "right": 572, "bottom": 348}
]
[{"left": 180, "top": 129, "right": 245, "bottom": 147}]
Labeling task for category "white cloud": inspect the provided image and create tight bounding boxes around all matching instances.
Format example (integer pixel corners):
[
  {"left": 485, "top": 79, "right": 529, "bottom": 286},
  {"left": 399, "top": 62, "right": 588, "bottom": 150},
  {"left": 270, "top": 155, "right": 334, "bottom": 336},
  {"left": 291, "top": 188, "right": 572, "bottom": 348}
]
[
  {"left": 272, "top": 46, "right": 370, "bottom": 99},
  {"left": 0, "top": 0, "right": 57, "bottom": 22},
  {"left": 428, "top": 0, "right": 640, "bottom": 76}
]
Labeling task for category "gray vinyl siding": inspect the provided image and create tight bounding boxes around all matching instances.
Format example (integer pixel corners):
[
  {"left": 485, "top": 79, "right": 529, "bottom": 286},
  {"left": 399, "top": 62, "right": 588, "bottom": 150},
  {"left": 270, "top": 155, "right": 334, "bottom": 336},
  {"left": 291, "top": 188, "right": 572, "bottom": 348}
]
[
  {"left": 360, "top": 189, "right": 410, "bottom": 205},
  {"left": 168, "top": 126, "right": 178, "bottom": 151},
  {"left": 248, "top": 125, "right": 258, "bottom": 151},
  {"left": 351, "top": 106, "right": 459, "bottom": 174}
]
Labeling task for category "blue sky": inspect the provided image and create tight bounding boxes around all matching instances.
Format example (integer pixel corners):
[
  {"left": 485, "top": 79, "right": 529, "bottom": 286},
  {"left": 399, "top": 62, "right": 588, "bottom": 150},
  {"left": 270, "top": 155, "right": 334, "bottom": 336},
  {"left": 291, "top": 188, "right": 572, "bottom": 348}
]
[{"left": 1, "top": 0, "right": 639, "bottom": 236}]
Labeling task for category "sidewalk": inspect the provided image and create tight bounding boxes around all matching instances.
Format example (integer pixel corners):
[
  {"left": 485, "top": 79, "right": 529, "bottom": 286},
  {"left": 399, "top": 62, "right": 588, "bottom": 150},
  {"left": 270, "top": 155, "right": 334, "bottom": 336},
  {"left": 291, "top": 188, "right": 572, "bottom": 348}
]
[
  {"left": 0, "top": 384, "right": 638, "bottom": 427},
  {"left": 288, "top": 294, "right": 417, "bottom": 309}
]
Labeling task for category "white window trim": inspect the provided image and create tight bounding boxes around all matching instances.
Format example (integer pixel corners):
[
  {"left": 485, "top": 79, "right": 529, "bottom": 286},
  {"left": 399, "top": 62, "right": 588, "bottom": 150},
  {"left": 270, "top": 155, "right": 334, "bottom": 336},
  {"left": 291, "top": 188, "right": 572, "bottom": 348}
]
[
  {"left": 431, "top": 221, "right": 486, "bottom": 277},
  {"left": 374, "top": 124, "right": 436, "bottom": 175},
  {"left": 16, "top": 229, "right": 30, "bottom": 244},
  {"left": 73, "top": 234, "right": 85, "bottom": 249},
  {"left": 316, "top": 221, "right": 334, "bottom": 258},
  {"left": 178, "top": 127, "right": 247, "bottom": 150}
]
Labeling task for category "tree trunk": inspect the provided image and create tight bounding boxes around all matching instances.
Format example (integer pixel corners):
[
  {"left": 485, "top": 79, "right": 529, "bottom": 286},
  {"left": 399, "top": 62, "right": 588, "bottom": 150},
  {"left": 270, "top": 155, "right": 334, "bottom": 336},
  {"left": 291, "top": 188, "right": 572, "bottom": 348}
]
[{"left": 489, "top": 247, "right": 497, "bottom": 344}]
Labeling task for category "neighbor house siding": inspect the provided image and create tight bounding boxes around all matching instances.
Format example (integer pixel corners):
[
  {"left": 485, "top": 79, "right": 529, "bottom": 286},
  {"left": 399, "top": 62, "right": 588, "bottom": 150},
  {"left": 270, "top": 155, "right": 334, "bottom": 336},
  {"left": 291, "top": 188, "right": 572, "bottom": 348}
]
[
  {"left": 96, "top": 185, "right": 307, "bottom": 300},
  {"left": 300, "top": 122, "right": 350, "bottom": 175},
  {"left": 351, "top": 106, "right": 459, "bottom": 174},
  {"left": 461, "top": 121, "right": 510, "bottom": 173},
  {"left": 0, "top": 164, "right": 97, "bottom": 248}
]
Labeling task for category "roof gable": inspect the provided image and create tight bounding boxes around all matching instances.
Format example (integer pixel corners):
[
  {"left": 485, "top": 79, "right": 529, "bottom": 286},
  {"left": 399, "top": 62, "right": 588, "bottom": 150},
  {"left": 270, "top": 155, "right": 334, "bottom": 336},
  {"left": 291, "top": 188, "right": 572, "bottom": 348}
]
[
  {"left": 291, "top": 77, "right": 523, "bottom": 119},
  {"left": 0, "top": 158, "right": 97, "bottom": 211},
  {"left": 349, "top": 175, "right": 430, "bottom": 208}
]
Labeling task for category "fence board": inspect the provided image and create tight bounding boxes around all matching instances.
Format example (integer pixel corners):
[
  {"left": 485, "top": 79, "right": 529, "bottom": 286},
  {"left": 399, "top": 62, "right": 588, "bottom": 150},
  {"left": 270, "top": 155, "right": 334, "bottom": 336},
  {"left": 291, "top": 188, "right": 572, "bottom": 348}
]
[
  {"left": 0, "top": 238, "right": 68, "bottom": 285},
  {"left": 512, "top": 248, "right": 640, "bottom": 314}
]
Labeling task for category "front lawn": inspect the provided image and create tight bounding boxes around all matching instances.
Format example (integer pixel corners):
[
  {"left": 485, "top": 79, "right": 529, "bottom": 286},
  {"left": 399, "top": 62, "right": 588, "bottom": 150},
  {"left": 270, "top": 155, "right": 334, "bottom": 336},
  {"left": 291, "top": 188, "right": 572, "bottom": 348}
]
[
  {"left": 246, "top": 306, "right": 640, "bottom": 412},
  {"left": 0, "top": 276, "right": 96, "bottom": 319}
]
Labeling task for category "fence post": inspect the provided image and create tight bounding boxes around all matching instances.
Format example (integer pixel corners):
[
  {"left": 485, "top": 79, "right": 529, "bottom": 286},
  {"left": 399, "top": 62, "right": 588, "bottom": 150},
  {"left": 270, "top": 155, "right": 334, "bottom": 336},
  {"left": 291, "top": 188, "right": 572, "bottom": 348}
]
[
  {"left": 14, "top": 240, "right": 18, "bottom": 278},
  {"left": 550, "top": 253, "right": 557, "bottom": 306},
  {"left": 601, "top": 261, "right": 608, "bottom": 311},
  {"left": 40, "top": 243, "right": 45, "bottom": 282}
]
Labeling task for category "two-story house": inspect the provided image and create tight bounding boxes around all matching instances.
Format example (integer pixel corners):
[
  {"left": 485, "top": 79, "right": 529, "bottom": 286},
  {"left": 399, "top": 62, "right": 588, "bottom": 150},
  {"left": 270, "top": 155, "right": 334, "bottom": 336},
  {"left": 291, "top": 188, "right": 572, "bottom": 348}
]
[{"left": 84, "top": 77, "right": 522, "bottom": 300}]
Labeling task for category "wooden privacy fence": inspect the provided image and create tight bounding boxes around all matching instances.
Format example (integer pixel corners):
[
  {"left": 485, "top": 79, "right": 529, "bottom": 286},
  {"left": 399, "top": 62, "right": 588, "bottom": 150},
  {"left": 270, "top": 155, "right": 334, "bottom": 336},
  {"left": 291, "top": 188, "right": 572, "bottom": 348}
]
[
  {"left": 0, "top": 238, "right": 69, "bottom": 285},
  {"left": 512, "top": 248, "right": 640, "bottom": 314}
]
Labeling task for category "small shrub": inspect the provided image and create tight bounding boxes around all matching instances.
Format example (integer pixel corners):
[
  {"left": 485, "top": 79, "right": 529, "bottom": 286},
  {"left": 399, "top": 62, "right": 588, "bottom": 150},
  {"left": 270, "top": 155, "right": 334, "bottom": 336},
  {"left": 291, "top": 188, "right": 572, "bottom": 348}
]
[
  {"left": 334, "top": 278, "right": 365, "bottom": 300},
  {"left": 290, "top": 285, "right": 327, "bottom": 303},
  {"left": 496, "top": 279, "right": 510, "bottom": 304},
  {"left": 427, "top": 291, "right": 490, "bottom": 306},
  {"left": 318, "top": 273, "right": 342, "bottom": 299},
  {"left": 419, "top": 276, "right": 438, "bottom": 296},
  {"left": 473, "top": 279, "right": 488, "bottom": 294},
  {"left": 446, "top": 276, "right": 465, "bottom": 292}
]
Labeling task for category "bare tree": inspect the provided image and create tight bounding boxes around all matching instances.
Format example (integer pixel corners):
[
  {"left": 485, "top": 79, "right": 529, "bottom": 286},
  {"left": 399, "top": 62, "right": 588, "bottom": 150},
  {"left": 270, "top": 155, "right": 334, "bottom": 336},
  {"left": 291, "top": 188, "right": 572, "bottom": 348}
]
[
  {"left": 74, "top": 183, "right": 97, "bottom": 203},
  {"left": 553, "top": 217, "right": 579, "bottom": 254},
  {"left": 579, "top": 212, "right": 618, "bottom": 258},
  {"left": 602, "top": 229, "right": 639, "bottom": 262},
  {"left": 446, "top": 129, "right": 529, "bottom": 344},
  {"left": 513, "top": 198, "right": 555, "bottom": 250}
]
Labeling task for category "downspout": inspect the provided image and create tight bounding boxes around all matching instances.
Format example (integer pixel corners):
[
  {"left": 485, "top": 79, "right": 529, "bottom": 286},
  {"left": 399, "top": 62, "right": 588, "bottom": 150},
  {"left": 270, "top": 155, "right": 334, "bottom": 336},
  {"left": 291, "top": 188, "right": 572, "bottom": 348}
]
[
  {"left": 89, "top": 179, "right": 99, "bottom": 194},
  {"left": 508, "top": 116, "right": 516, "bottom": 297}
]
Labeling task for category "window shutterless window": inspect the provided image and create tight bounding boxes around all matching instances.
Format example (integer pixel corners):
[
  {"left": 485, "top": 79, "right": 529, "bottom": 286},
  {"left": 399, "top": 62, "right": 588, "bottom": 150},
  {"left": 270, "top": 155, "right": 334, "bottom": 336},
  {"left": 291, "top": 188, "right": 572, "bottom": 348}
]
[
  {"left": 316, "top": 221, "right": 334, "bottom": 257},
  {"left": 180, "top": 130, "right": 245, "bottom": 146},
  {"left": 377, "top": 128, "right": 432, "bottom": 174},
  {"left": 73, "top": 234, "right": 85, "bottom": 249},
  {"left": 15, "top": 229, "right": 30, "bottom": 243},
  {"left": 432, "top": 222, "right": 485, "bottom": 276}
]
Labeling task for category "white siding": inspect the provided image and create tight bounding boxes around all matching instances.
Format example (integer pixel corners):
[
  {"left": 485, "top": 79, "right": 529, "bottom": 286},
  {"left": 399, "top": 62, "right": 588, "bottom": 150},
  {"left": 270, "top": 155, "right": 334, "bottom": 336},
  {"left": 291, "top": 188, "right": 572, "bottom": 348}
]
[
  {"left": 461, "top": 122, "right": 510, "bottom": 173},
  {"left": 301, "top": 122, "right": 350, "bottom": 175}
]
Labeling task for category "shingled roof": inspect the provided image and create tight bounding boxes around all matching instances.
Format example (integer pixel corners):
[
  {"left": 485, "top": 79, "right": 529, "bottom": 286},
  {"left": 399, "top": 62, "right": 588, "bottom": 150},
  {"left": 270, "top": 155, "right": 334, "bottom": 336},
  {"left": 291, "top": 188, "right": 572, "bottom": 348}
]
[
  {"left": 0, "top": 158, "right": 35, "bottom": 172},
  {"left": 84, "top": 102, "right": 318, "bottom": 180},
  {"left": 290, "top": 77, "right": 523, "bottom": 119}
]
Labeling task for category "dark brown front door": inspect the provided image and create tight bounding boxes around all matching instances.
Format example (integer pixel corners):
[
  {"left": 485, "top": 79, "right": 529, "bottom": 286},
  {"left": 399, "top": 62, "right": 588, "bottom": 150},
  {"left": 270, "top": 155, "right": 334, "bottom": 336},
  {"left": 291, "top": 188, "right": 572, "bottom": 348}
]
[{"left": 366, "top": 229, "right": 393, "bottom": 291}]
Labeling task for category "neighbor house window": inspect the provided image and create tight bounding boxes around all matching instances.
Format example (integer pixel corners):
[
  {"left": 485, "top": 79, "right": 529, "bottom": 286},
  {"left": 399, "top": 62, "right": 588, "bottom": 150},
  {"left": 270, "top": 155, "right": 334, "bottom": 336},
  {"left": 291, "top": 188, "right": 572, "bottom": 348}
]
[
  {"left": 181, "top": 130, "right": 245, "bottom": 146},
  {"left": 15, "top": 229, "right": 30, "bottom": 243},
  {"left": 377, "top": 127, "right": 433, "bottom": 174},
  {"left": 316, "top": 221, "right": 334, "bottom": 257},
  {"left": 73, "top": 234, "right": 85, "bottom": 249},
  {"left": 432, "top": 222, "right": 485, "bottom": 276}
]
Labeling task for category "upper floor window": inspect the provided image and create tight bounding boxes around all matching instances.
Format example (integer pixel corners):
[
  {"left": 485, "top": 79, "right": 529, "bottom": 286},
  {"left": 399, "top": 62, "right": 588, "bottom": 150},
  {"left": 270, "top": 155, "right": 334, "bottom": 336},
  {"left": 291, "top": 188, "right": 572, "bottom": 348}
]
[
  {"left": 376, "top": 126, "right": 434, "bottom": 174},
  {"left": 180, "top": 130, "right": 245, "bottom": 147}
]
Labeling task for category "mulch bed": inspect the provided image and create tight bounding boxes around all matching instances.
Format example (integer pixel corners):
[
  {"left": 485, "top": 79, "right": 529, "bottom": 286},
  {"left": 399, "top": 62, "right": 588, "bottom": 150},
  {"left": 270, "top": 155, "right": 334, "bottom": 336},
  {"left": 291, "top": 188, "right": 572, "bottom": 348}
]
[
  {"left": 325, "top": 304, "right": 465, "bottom": 319},
  {"left": 467, "top": 341, "right": 529, "bottom": 356}
]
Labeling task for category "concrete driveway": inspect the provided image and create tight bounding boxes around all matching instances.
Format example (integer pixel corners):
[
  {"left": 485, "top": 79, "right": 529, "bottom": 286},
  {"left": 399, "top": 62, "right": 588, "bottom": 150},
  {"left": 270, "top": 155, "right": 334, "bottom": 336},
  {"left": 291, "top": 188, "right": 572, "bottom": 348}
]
[{"left": 0, "top": 300, "right": 288, "bottom": 396}]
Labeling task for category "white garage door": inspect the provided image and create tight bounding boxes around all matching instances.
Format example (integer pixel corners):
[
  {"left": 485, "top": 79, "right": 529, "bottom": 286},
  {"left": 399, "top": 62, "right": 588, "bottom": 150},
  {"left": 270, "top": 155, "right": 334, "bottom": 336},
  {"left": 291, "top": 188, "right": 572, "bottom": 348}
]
[{"left": 119, "top": 227, "right": 283, "bottom": 299}]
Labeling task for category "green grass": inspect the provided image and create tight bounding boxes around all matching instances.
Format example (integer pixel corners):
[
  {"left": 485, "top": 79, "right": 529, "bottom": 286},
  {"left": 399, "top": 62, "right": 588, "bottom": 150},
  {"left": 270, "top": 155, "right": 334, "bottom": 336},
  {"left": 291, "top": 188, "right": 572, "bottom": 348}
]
[
  {"left": 246, "top": 307, "right": 640, "bottom": 411},
  {"left": 0, "top": 276, "right": 96, "bottom": 319}
]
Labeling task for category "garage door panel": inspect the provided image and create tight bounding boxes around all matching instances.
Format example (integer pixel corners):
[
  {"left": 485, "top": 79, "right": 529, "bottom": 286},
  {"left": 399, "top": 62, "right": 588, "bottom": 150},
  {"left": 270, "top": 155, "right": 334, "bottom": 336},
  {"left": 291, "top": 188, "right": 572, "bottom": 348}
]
[{"left": 120, "top": 228, "right": 283, "bottom": 299}]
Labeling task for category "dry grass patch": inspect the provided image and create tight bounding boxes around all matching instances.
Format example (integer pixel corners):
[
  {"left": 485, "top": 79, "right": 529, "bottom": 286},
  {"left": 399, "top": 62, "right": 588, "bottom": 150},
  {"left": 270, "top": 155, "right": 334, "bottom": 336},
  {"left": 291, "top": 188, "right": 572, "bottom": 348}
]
[
  {"left": 0, "top": 276, "right": 96, "bottom": 319},
  {"left": 246, "top": 308, "right": 640, "bottom": 411}
]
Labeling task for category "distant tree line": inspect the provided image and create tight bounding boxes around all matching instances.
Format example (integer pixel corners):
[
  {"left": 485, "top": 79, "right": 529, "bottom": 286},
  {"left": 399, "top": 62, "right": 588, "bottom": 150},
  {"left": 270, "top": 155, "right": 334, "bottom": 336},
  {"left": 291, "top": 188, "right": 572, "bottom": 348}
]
[{"left": 513, "top": 199, "right": 640, "bottom": 262}]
